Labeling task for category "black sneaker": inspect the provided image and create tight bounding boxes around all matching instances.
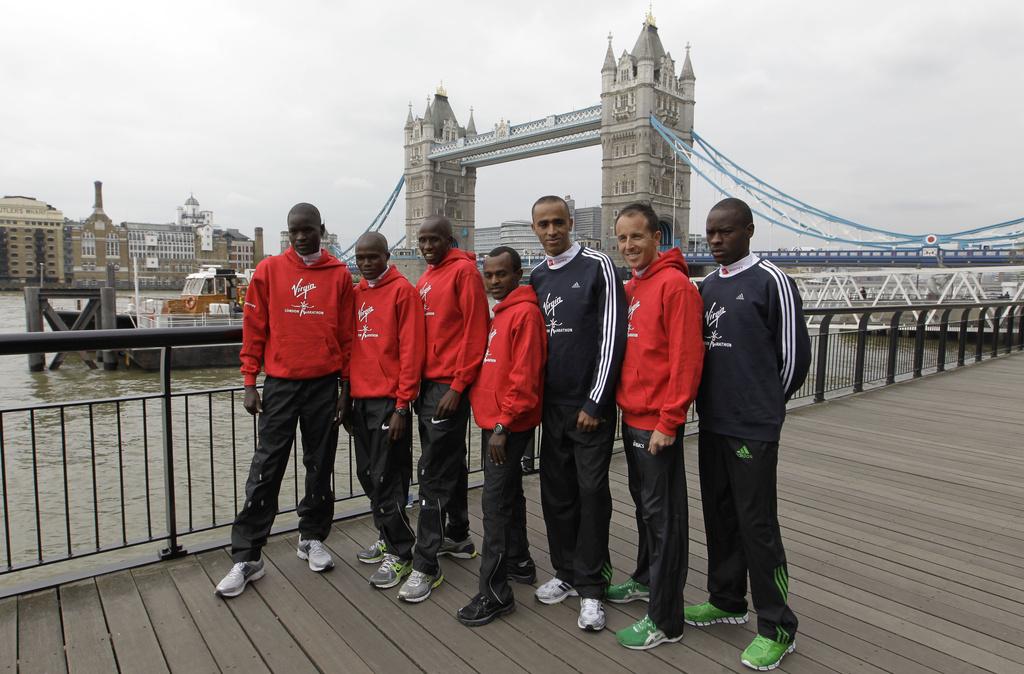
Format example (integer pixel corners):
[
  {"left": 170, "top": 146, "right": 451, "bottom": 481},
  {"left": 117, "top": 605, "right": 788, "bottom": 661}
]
[
  {"left": 438, "top": 536, "right": 477, "bottom": 559},
  {"left": 508, "top": 559, "right": 537, "bottom": 584},
  {"left": 456, "top": 593, "right": 516, "bottom": 627}
]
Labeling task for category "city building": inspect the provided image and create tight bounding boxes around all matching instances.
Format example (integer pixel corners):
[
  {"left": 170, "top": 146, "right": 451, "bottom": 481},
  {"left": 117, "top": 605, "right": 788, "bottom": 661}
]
[
  {"left": 67, "top": 183, "right": 263, "bottom": 288},
  {"left": 474, "top": 226, "right": 501, "bottom": 254},
  {"left": 0, "top": 195, "right": 66, "bottom": 285}
]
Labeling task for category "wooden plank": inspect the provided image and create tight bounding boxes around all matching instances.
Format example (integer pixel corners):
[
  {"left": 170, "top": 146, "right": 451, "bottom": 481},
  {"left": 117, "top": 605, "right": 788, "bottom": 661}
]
[
  {"left": 59, "top": 580, "right": 117, "bottom": 674},
  {"left": 17, "top": 589, "right": 67, "bottom": 674},
  {"left": 132, "top": 566, "right": 219, "bottom": 672},
  {"left": 244, "top": 540, "right": 373, "bottom": 673},
  {"left": 312, "top": 531, "right": 528, "bottom": 674},
  {"left": 0, "top": 596, "right": 16, "bottom": 674},
  {"left": 267, "top": 531, "right": 477, "bottom": 674},
  {"left": 195, "top": 550, "right": 318, "bottom": 674},
  {"left": 95, "top": 570, "right": 169, "bottom": 674},
  {"left": 248, "top": 539, "right": 417, "bottom": 674}
]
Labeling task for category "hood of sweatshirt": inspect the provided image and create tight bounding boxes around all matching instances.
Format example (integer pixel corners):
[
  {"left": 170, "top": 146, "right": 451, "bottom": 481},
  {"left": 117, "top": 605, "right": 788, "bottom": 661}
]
[
  {"left": 632, "top": 247, "right": 689, "bottom": 282},
  {"left": 493, "top": 284, "right": 538, "bottom": 314},
  {"left": 282, "top": 246, "right": 344, "bottom": 270},
  {"left": 431, "top": 248, "right": 478, "bottom": 270},
  {"left": 357, "top": 264, "right": 400, "bottom": 290}
]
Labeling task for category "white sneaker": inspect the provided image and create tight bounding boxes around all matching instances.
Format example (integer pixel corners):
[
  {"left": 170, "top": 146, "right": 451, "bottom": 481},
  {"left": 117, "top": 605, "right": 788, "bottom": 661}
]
[
  {"left": 578, "top": 598, "right": 606, "bottom": 631},
  {"left": 297, "top": 538, "right": 334, "bottom": 572},
  {"left": 215, "top": 560, "right": 265, "bottom": 597},
  {"left": 534, "top": 577, "right": 578, "bottom": 605}
]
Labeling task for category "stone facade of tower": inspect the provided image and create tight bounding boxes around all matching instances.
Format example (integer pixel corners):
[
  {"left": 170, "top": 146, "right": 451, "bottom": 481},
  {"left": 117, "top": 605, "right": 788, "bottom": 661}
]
[
  {"left": 403, "top": 86, "right": 478, "bottom": 251},
  {"left": 600, "top": 14, "right": 695, "bottom": 255}
]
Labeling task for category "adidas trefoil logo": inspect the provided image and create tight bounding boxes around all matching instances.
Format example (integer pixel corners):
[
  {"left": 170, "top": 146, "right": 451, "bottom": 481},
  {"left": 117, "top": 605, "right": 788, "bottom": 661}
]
[
  {"left": 736, "top": 292, "right": 745, "bottom": 301},
  {"left": 735, "top": 445, "right": 752, "bottom": 460},
  {"left": 571, "top": 281, "right": 581, "bottom": 288}
]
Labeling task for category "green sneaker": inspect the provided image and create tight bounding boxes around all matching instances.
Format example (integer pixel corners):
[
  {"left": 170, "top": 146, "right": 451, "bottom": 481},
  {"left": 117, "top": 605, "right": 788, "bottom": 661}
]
[
  {"left": 356, "top": 539, "right": 386, "bottom": 564},
  {"left": 684, "top": 601, "right": 749, "bottom": 626},
  {"left": 368, "top": 554, "right": 412, "bottom": 589},
  {"left": 615, "top": 615, "right": 682, "bottom": 650},
  {"left": 606, "top": 578, "right": 650, "bottom": 604},
  {"left": 740, "top": 634, "right": 795, "bottom": 671}
]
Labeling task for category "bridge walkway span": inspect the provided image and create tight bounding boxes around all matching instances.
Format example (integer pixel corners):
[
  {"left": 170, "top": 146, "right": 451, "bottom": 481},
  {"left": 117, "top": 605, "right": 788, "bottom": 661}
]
[{"left": 3, "top": 354, "right": 1023, "bottom": 673}]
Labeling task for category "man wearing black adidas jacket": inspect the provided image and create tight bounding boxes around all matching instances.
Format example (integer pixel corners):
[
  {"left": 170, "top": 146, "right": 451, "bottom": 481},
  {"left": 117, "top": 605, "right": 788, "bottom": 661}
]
[
  {"left": 685, "top": 198, "right": 810, "bottom": 672},
  {"left": 529, "top": 195, "right": 627, "bottom": 632}
]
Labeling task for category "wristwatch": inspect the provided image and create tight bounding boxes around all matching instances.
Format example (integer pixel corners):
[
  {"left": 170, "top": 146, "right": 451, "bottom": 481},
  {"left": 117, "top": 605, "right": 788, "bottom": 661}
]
[
  {"left": 493, "top": 423, "right": 506, "bottom": 435},
  {"left": 394, "top": 407, "right": 410, "bottom": 418}
]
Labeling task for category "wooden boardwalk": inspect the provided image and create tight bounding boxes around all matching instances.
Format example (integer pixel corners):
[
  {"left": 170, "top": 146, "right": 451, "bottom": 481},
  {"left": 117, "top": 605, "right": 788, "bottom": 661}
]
[{"left": 2, "top": 354, "right": 1022, "bottom": 673}]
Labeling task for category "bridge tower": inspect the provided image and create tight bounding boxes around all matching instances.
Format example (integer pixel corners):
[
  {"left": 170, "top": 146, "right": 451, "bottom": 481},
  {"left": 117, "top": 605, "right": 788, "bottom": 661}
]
[
  {"left": 403, "top": 84, "right": 478, "bottom": 250},
  {"left": 600, "top": 10, "right": 695, "bottom": 253}
]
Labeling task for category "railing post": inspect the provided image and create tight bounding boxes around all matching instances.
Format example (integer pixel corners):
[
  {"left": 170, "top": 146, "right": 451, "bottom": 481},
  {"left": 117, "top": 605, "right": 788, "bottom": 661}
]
[
  {"left": 813, "top": 314, "right": 833, "bottom": 402},
  {"left": 957, "top": 308, "right": 971, "bottom": 366},
  {"left": 885, "top": 310, "right": 903, "bottom": 385},
  {"left": 1017, "top": 305, "right": 1024, "bottom": 351},
  {"left": 1002, "top": 306, "right": 1013, "bottom": 354},
  {"left": 936, "top": 308, "right": 952, "bottom": 372},
  {"left": 852, "top": 312, "right": 869, "bottom": 393},
  {"left": 159, "top": 346, "right": 186, "bottom": 560},
  {"left": 991, "top": 307, "right": 1004, "bottom": 358},
  {"left": 912, "top": 310, "right": 927, "bottom": 378},
  {"left": 975, "top": 307, "right": 988, "bottom": 363},
  {"left": 24, "top": 287, "right": 45, "bottom": 372}
]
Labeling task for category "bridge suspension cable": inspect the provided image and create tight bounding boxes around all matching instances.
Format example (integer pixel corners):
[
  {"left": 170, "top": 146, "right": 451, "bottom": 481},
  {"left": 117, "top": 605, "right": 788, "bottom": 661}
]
[
  {"left": 327, "top": 176, "right": 405, "bottom": 262},
  {"left": 651, "top": 116, "right": 1024, "bottom": 248}
]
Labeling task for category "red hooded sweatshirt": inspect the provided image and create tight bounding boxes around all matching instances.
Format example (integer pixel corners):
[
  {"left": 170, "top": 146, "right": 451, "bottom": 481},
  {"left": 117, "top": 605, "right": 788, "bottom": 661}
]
[
  {"left": 350, "top": 266, "right": 425, "bottom": 408},
  {"left": 469, "top": 285, "right": 547, "bottom": 432},
  {"left": 616, "top": 248, "right": 704, "bottom": 435},
  {"left": 240, "top": 247, "right": 354, "bottom": 386},
  {"left": 416, "top": 249, "right": 489, "bottom": 393}
]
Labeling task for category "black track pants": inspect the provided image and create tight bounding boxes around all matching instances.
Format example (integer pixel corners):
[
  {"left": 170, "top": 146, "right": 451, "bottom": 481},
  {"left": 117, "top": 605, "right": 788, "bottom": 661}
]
[
  {"left": 698, "top": 430, "right": 798, "bottom": 643},
  {"left": 623, "top": 424, "right": 688, "bottom": 639},
  {"left": 230, "top": 374, "right": 339, "bottom": 562},
  {"left": 539, "top": 403, "right": 614, "bottom": 599},
  {"left": 352, "top": 397, "right": 416, "bottom": 561},
  {"left": 478, "top": 429, "right": 533, "bottom": 603},
  {"left": 412, "top": 380, "right": 471, "bottom": 575}
]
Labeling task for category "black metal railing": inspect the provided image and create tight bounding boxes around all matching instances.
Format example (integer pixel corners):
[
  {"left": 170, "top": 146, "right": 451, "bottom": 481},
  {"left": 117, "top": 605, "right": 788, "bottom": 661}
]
[{"left": 0, "top": 301, "right": 1021, "bottom": 588}]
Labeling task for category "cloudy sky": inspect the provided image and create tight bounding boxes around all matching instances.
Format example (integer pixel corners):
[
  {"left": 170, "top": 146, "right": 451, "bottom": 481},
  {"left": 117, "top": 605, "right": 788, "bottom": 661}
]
[{"left": 2, "top": 1, "right": 1021, "bottom": 250}]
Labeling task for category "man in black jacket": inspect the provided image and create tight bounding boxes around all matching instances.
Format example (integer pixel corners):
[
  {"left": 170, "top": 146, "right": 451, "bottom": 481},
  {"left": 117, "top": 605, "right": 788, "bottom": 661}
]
[
  {"left": 529, "top": 195, "right": 626, "bottom": 632},
  {"left": 685, "top": 198, "right": 810, "bottom": 672}
]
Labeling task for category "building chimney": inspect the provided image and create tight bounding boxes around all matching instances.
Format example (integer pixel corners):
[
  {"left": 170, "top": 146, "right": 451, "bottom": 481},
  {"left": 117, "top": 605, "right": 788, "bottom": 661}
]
[
  {"left": 254, "top": 227, "right": 265, "bottom": 265},
  {"left": 93, "top": 181, "right": 105, "bottom": 214}
]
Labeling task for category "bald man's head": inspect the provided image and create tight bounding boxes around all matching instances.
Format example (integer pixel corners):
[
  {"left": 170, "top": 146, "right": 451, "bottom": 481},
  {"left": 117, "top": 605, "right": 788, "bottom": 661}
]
[
  {"left": 287, "top": 202, "right": 325, "bottom": 256},
  {"left": 354, "top": 232, "right": 390, "bottom": 281},
  {"left": 417, "top": 215, "right": 454, "bottom": 264},
  {"left": 355, "top": 231, "right": 388, "bottom": 254},
  {"left": 420, "top": 214, "right": 453, "bottom": 238},
  {"left": 288, "top": 202, "right": 322, "bottom": 225}
]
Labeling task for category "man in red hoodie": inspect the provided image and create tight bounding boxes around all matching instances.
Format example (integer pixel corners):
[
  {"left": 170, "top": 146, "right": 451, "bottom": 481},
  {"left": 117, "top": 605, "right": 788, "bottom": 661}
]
[
  {"left": 398, "top": 215, "right": 489, "bottom": 603},
  {"left": 215, "top": 202, "right": 354, "bottom": 598},
  {"left": 457, "top": 246, "right": 546, "bottom": 626},
  {"left": 607, "top": 203, "right": 704, "bottom": 649},
  {"left": 349, "top": 232, "right": 424, "bottom": 590}
]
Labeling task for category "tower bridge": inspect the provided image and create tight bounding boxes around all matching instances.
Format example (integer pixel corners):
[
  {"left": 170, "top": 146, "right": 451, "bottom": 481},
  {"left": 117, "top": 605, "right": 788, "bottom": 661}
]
[{"left": 402, "top": 10, "right": 695, "bottom": 254}]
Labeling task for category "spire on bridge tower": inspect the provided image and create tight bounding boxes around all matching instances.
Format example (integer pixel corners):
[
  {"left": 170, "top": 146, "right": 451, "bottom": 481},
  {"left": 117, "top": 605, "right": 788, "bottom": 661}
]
[
  {"left": 466, "top": 106, "right": 477, "bottom": 136},
  {"left": 602, "top": 32, "right": 616, "bottom": 73},
  {"left": 645, "top": 3, "right": 656, "bottom": 28},
  {"left": 681, "top": 42, "right": 695, "bottom": 81},
  {"left": 405, "top": 102, "right": 414, "bottom": 129}
]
